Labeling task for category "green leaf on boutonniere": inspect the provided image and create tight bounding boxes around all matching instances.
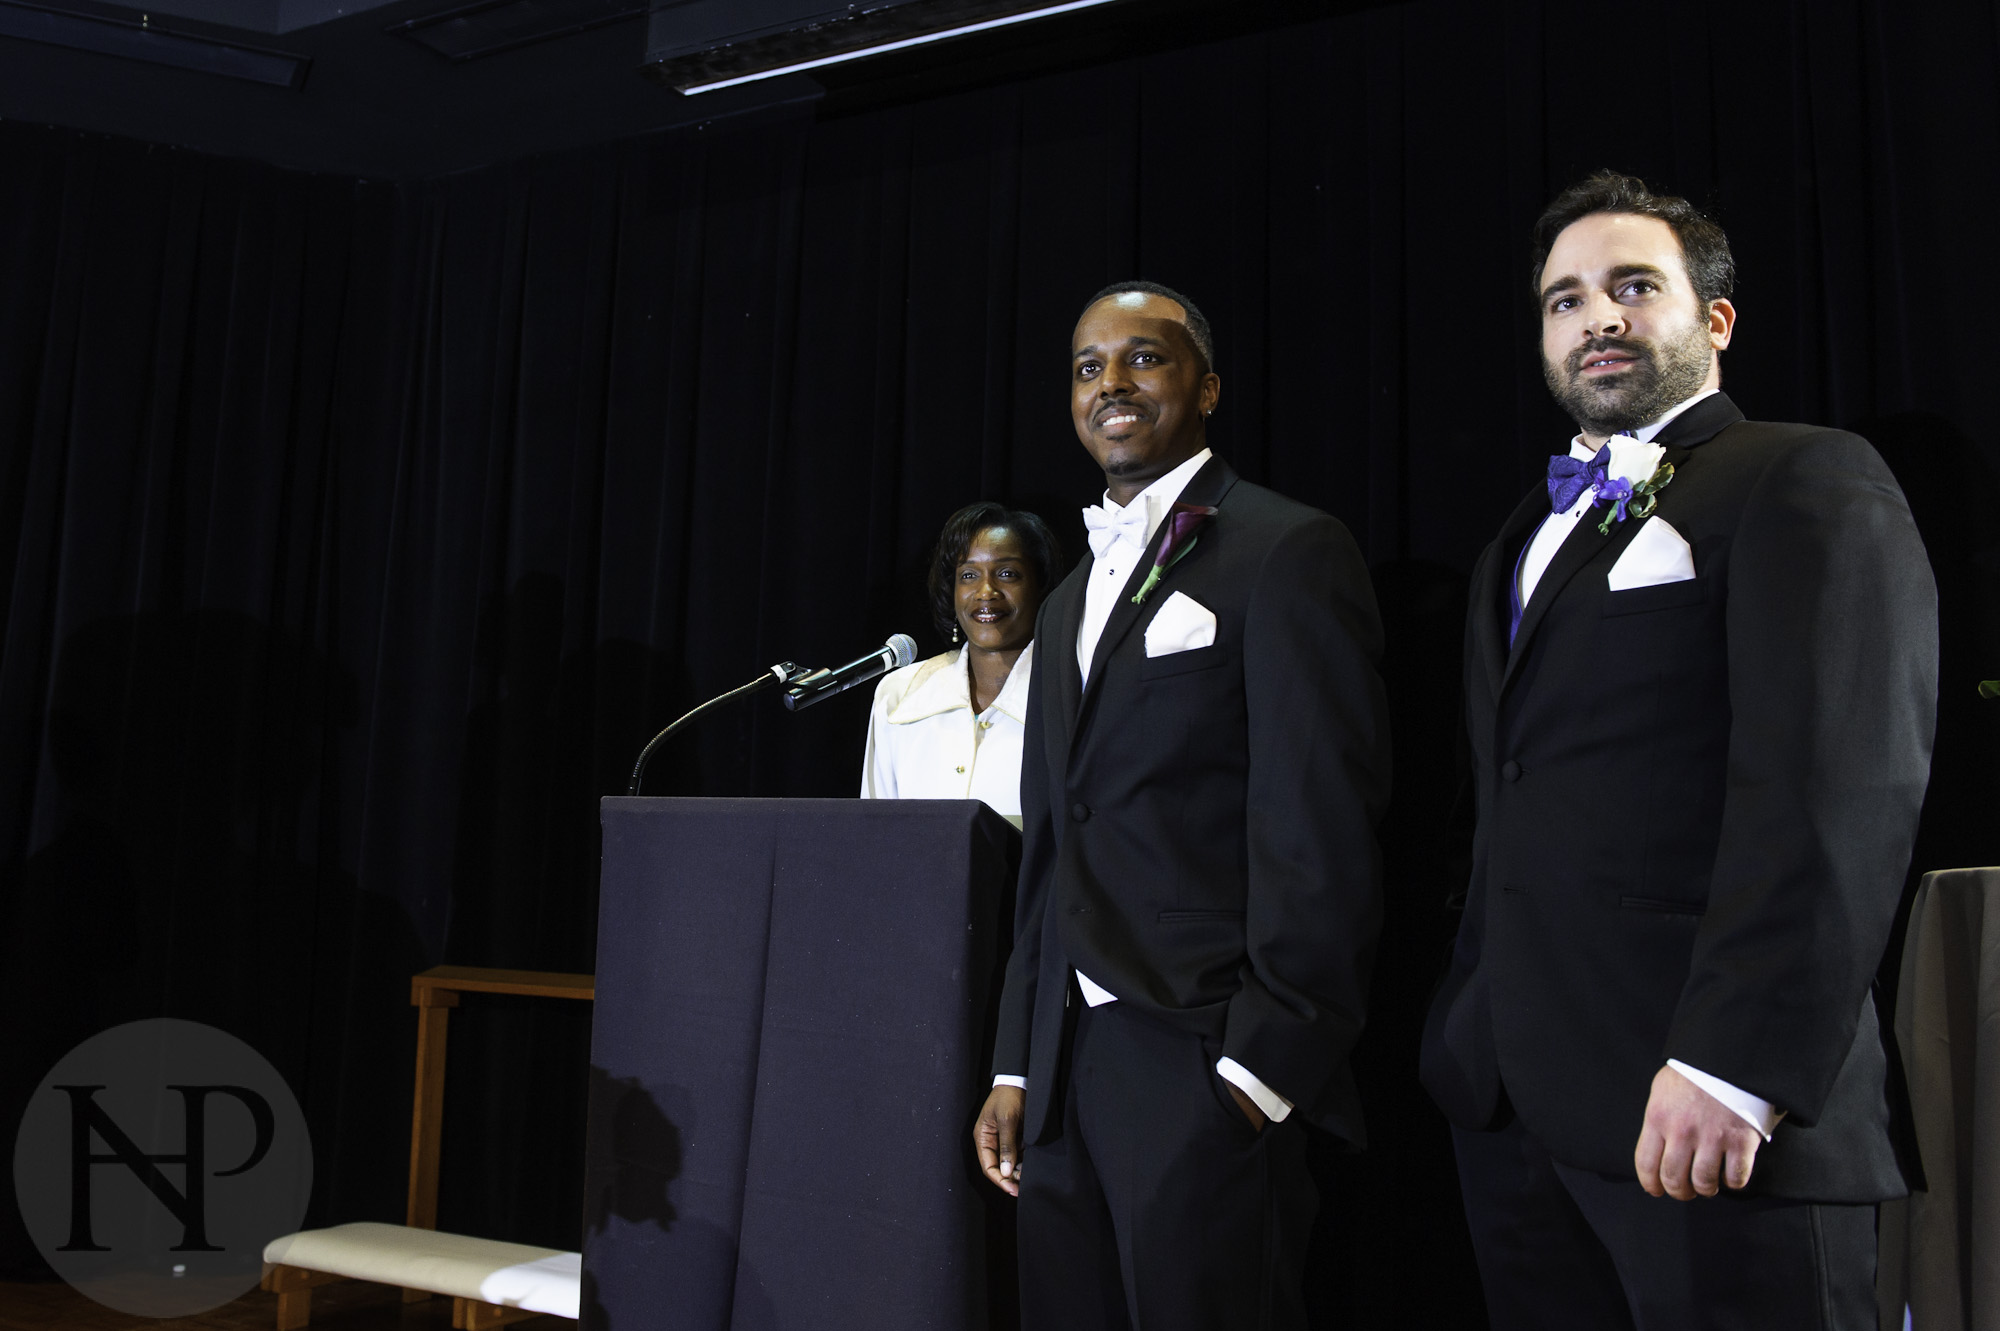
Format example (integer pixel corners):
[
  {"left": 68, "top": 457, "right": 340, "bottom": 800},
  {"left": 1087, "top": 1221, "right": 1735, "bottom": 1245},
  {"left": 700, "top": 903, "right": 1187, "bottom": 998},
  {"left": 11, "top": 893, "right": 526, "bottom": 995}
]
[
  {"left": 1131, "top": 503, "right": 1217, "bottom": 605},
  {"left": 1594, "top": 461, "right": 1676, "bottom": 536},
  {"left": 1131, "top": 538, "right": 1199, "bottom": 605}
]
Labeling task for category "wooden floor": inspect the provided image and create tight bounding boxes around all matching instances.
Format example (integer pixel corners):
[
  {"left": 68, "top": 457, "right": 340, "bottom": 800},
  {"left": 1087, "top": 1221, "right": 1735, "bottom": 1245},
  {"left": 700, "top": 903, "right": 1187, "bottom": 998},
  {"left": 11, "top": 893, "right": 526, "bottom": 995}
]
[{"left": 0, "top": 1278, "right": 526, "bottom": 1330}]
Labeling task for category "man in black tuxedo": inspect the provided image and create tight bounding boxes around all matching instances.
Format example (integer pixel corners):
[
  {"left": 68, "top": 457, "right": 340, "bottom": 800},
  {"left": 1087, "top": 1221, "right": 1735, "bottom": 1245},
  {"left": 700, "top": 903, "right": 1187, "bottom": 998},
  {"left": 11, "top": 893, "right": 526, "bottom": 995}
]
[
  {"left": 971, "top": 283, "right": 1390, "bottom": 1328},
  {"left": 1421, "top": 172, "right": 1938, "bottom": 1328}
]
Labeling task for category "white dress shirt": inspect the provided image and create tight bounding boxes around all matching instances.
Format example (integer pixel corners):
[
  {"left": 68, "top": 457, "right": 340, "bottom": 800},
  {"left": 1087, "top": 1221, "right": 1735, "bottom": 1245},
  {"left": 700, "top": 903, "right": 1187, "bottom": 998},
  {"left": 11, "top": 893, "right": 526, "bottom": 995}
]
[
  {"left": 860, "top": 642, "right": 1031, "bottom": 824},
  {"left": 995, "top": 447, "right": 1294, "bottom": 1124},
  {"left": 1516, "top": 389, "right": 1782, "bottom": 1140},
  {"left": 1076, "top": 447, "right": 1213, "bottom": 686}
]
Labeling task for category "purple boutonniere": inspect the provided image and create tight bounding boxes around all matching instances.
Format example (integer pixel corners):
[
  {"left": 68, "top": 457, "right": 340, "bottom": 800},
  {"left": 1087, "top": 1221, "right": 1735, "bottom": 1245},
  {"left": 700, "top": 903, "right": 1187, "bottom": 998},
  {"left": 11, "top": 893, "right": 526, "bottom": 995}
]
[{"left": 1131, "top": 502, "right": 1218, "bottom": 605}]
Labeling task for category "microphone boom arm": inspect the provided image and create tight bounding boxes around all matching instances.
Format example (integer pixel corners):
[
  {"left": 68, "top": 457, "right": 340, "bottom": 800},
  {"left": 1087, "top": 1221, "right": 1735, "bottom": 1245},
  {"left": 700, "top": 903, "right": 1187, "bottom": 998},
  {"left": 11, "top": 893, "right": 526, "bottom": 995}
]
[{"left": 626, "top": 661, "right": 806, "bottom": 797}]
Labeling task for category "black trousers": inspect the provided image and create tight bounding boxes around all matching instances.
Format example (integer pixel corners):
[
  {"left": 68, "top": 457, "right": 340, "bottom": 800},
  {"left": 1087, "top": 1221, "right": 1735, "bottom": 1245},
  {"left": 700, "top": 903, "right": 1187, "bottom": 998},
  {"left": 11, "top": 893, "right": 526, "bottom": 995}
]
[
  {"left": 1452, "top": 1111, "right": 1878, "bottom": 1330},
  {"left": 1015, "top": 999, "right": 1315, "bottom": 1331}
]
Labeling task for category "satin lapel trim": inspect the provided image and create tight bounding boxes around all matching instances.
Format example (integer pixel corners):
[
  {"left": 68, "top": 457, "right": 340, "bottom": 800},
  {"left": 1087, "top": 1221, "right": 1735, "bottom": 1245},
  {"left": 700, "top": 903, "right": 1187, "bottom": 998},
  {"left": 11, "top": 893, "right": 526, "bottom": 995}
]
[
  {"left": 1651, "top": 392, "right": 1743, "bottom": 449},
  {"left": 1052, "top": 556, "right": 1090, "bottom": 741},
  {"left": 1500, "top": 443, "right": 1695, "bottom": 695},
  {"left": 1479, "top": 488, "right": 1548, "bottom": 701},
  {"left": 1079, "top": 455, "right": 1239, "bottom": 723}
]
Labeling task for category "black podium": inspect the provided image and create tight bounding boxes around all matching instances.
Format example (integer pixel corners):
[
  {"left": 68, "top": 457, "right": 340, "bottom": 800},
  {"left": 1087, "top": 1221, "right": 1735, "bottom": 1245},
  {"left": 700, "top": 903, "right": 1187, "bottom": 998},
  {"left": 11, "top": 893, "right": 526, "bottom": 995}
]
[{"left": 582, "top": 798, "right": 1020, "bottom": 1331}]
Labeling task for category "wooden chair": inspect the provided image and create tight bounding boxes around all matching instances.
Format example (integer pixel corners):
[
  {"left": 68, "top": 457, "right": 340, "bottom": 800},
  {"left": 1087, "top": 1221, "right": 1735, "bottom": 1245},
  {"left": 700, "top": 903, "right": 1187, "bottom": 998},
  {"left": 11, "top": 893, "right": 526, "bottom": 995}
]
[{"left": 260, "top": 966, "right": 595, "bottom": 1329}]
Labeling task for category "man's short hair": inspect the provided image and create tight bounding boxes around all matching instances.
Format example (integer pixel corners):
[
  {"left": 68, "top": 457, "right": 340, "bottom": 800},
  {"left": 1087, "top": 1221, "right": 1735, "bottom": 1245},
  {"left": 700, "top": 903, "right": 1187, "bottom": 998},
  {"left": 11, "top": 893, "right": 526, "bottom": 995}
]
[
  {"left": 1086, "top": 281, "right": 1215, "bottom": 373},
  {"left": 1530, "top": 172, "right": 1736, "bottom": 308}
]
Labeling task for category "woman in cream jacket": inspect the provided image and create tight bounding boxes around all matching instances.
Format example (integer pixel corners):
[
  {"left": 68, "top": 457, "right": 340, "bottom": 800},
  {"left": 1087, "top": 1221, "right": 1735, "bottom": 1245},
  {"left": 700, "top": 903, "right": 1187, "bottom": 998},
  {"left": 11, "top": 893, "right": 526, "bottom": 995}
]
[{"left": 860, "top": 502, "right": 1061, "bottom": 823}]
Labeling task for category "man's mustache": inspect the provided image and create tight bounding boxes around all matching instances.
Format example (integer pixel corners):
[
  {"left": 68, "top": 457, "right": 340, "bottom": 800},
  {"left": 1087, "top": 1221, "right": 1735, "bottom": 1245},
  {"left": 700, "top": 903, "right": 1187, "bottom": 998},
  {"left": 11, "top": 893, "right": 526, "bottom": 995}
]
[{"left": 1566, "top": 336, "right": 1654, "bottom": 378}]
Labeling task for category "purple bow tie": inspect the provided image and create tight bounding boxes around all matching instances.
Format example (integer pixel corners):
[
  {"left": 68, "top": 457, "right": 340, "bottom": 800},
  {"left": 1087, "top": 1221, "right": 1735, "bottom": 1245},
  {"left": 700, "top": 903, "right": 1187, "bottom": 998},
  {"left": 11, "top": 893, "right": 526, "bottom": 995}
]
[{"left": 1546, "top": 444, "right": 1613, "bottom": 512}]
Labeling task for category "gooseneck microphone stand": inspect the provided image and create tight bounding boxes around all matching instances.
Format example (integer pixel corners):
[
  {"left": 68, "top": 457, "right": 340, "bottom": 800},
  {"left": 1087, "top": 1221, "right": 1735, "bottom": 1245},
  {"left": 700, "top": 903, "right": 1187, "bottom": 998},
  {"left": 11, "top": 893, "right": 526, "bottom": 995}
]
[{"left": 626, "top": 661, "right": 808, "bottom": 796}]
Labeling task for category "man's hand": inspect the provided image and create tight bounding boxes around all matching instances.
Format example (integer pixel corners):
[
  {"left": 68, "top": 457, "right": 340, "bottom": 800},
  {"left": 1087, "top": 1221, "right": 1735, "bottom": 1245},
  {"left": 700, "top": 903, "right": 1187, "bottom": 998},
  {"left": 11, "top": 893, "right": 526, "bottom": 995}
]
[
  {"left": 1225, "top": 1081, "right": 1266, "bottom": 1132},
  {"left": 1634, "top": 1064, "right": 1762, "bottom": 1199},
  {"left": 975, "top": 1085, "right": 1026, "bottom": 1197}
]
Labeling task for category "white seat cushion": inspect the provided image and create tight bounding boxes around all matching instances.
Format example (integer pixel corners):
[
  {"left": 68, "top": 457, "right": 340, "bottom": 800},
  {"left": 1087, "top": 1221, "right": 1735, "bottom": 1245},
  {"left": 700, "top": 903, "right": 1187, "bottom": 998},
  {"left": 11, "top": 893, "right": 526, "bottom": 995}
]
[{"left": 263, "top": 1222, "right": 580, "bottom": 1319}]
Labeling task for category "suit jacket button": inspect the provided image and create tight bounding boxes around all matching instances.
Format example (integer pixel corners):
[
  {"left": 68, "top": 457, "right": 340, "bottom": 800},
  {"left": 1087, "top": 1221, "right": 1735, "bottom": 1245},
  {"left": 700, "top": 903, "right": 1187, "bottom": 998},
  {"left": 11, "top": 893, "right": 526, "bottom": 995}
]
[
  {"left": 1501, "top": 760, "right": 1522, "bottom": 782},
  {"left": 1071, "top": 803, "right": 1090, "bottom": 822}
]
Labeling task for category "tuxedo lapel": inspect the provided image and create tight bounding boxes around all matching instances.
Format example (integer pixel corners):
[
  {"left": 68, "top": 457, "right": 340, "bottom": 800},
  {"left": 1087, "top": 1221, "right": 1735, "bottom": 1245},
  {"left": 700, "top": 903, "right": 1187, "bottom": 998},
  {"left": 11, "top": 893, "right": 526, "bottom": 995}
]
[
  {"left": 1500, "top": 441, "right": 1696, "bottom": 695},
  {"left": 1651, "top": 391, "right": 1743, "bottom": 449},
  {"left": 1489, "top": 394, "right": 1739, "bottom": 693},
  {"left": 1078, "top": 455, "right": 1240, "bottom": 726},
  {"left": 1478, "top": 490, "right": 1547, "bottom": 702},
  {"left": 1051, "top": 557, "right": 1091, "bottom": 742},
  {"left": 1081, "top": 526, "right": 1170, "bottom": 697},
  {"left": 1501, "top": 514, "right": 1624, "bottom": 690}
]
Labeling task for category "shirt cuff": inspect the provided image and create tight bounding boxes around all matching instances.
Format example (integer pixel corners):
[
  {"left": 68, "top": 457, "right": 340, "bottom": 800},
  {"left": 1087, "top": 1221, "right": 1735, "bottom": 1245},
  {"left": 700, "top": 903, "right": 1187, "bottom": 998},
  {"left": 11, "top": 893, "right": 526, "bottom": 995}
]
[
  {"left": 1666, "top": 1059, "right": 1784, "bottom": 1141},
  {"left": 1215, "top": 1057, "right": 1294, "bottom": 1124},
  {"left": 992, "top": 1075, "right": 1027, "bottom": 1090}
]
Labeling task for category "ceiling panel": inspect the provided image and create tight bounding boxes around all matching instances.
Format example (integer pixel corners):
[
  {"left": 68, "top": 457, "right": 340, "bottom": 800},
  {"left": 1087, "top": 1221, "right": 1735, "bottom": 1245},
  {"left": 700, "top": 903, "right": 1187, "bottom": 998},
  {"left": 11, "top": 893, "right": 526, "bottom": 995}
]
[{"left": 0, "top": 0, "right": 1376, "bottom": 177}]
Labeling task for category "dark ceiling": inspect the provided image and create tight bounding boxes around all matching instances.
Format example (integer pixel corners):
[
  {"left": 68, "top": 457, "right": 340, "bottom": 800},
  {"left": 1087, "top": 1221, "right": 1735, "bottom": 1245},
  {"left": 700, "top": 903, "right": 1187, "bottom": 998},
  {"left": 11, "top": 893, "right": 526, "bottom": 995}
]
[{"left": 0, "top": 0, "right": 1364, "bottom": 179}]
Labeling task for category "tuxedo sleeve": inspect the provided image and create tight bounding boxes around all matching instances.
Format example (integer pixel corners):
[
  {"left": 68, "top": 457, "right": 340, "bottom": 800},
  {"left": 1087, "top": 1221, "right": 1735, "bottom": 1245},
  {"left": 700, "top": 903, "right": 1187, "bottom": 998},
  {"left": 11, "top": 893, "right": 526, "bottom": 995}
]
[
  {"left": 1225, "top": 514, "right": 1390, "bottom": 1145},
  {"left": 990, "top": 601, "right": 1056, "bottom": 1082},
  {"left": 1417, "top": 544, "right": 1502, "bottom": 1130},
  {"left": 1664, "top": 432, "right": 1937, "bottom": 1124}
]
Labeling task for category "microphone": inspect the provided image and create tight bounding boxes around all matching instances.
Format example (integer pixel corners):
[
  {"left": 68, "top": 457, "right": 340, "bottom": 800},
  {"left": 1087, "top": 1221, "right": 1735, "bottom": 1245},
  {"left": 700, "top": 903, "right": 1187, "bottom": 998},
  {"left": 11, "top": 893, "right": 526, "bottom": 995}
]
[
  {"left": 624, "top": 634, "right": 915, "bottom": 796},
  {"left": 783, "top": 634, "right": 918, "bottom": 712}
]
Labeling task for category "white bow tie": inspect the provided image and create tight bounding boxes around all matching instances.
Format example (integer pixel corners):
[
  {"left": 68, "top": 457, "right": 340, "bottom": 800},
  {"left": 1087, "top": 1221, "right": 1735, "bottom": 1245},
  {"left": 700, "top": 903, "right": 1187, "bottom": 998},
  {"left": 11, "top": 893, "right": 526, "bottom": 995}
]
[{"left": 1083, "top": 502, "right": 1150, "bottom": 560}]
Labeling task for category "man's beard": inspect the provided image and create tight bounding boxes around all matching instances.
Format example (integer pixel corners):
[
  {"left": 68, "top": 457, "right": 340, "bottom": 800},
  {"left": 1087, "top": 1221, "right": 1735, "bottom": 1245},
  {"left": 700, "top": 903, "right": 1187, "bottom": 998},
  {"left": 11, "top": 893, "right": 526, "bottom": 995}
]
[{"left": 1542, "top": 319, "right": 1713, "bottom": 436}]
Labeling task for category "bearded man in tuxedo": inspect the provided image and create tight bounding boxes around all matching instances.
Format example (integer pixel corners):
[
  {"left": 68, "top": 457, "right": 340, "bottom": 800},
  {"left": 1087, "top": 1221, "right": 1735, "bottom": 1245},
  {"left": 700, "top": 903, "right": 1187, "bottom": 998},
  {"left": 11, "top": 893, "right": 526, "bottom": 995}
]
[
  {"left": 1421, "top": 171, "right": 1938, "bottom": 1328},
  {"left": 971, "top": 282, "right": 1390, "bottom": 1329}
]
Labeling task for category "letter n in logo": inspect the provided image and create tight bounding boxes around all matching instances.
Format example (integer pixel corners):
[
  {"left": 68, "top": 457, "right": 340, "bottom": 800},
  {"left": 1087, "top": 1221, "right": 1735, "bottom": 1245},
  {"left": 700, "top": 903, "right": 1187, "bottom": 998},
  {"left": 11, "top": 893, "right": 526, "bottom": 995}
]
[{"left": 56, "top": 1084, "right": 276, "bottom": 1253}]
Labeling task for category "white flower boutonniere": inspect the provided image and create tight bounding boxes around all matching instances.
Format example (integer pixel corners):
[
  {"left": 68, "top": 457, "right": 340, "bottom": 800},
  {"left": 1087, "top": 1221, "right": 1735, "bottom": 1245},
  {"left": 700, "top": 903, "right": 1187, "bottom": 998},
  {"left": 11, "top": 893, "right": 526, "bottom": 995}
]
[
  {"left": 1547, "top": 438, "right": 1676, "bottom": 536},
  {"left": 1604, "top": 438, "right": 1666, "bottom": 490}
]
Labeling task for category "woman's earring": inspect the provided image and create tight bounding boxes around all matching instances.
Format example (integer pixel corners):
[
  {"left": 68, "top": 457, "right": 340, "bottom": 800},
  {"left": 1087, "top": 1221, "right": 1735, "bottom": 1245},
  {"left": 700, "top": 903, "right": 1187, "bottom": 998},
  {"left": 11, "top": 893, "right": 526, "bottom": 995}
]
[{"left": 952, "top": 623, "right": 960, "bottom": 644}]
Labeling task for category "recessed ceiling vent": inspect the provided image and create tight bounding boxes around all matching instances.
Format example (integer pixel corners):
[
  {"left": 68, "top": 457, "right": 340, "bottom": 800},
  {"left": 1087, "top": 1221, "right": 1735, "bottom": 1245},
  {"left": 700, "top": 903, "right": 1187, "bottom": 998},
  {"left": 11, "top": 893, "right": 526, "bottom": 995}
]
[
  {"left": 0, "top": 0, "right": 309, "bottom": 83},
  {"left": 388, "top": 0, "right": 644, "bottom": 62}
]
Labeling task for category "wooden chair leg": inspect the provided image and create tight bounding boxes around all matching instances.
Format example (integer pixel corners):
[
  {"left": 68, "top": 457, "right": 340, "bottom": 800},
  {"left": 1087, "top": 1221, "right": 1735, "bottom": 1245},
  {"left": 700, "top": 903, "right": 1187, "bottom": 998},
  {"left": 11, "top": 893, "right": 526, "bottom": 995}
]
[
  {"left": 460, "top": 1299, "right": 545, "bottom": 1330},
  {"left": 276, "top": 1288, "right": 311, "bottom": 1331},
  {"left": 407, "top": 987, "right": 458, "bottom": 1231},
  {"left": 265, "top": 1265, "right": 342, "bottom": 1331}
]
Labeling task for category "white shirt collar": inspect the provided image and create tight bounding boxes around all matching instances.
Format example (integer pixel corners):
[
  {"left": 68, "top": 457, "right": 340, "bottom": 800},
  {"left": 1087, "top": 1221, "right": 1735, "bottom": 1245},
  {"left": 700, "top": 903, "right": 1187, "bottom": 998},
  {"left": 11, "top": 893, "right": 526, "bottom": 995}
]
[
  {"left": 1565, "top": 388, "right": 1720, "bottom": 460},
  {"left": 884, "top": 640, "right": 1035, "bottom": 726},
  {"left": 1096, "top": 447, "right": 1213, "bottom": 549}
]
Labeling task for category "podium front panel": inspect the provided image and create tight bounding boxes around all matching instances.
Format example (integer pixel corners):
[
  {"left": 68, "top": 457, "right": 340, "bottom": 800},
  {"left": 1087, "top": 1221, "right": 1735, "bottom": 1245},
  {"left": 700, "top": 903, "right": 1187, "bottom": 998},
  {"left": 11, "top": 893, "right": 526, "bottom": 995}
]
[{"left": 584, "top": 797, "right": 1018, "bottom": 1331}]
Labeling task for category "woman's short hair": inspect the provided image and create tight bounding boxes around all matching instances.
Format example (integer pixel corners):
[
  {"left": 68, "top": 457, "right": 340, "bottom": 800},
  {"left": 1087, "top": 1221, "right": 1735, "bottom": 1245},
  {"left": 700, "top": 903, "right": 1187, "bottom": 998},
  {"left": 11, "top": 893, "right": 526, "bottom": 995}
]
[{"left": 927, "top": 502, "right": 1065, "bottom": 643}]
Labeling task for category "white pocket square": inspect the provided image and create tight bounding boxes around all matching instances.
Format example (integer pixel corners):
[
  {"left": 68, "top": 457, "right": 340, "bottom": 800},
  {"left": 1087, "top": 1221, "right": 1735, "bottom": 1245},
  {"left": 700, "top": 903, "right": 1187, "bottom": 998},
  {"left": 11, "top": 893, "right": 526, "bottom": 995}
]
[
  {"left": 1143, "top": 591, "right": 1216, "bottom": 656},
  {"left": 1607, "top": 517, "right": 1696, "bottom": 591}
]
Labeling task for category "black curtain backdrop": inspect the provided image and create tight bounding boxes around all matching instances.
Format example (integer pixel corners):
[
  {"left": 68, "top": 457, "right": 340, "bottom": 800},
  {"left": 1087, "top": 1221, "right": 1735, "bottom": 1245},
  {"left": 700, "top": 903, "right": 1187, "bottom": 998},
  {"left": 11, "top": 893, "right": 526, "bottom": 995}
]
[{"left": 4, "top": 1, "right": 1999, "bottom": 1324}]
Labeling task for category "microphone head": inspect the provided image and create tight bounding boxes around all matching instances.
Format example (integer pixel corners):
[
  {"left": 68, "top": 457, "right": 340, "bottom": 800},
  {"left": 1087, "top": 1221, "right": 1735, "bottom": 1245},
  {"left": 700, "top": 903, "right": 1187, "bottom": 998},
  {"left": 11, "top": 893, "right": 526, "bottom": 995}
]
[{"left": 886, "top": 633, "right": 917, "bottom": 668}]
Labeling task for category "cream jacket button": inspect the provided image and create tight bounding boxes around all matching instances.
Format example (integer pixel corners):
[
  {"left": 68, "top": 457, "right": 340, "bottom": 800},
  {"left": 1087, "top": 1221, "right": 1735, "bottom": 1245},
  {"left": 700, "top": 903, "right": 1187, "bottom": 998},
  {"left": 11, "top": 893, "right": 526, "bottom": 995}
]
[{"left": 955, "top": 765, "right": 965, "bottom": 774}]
